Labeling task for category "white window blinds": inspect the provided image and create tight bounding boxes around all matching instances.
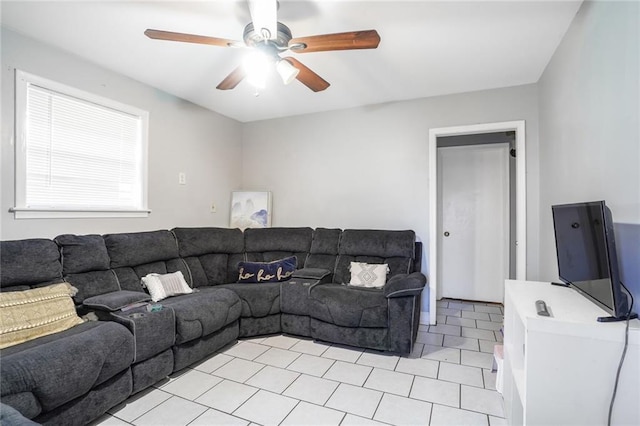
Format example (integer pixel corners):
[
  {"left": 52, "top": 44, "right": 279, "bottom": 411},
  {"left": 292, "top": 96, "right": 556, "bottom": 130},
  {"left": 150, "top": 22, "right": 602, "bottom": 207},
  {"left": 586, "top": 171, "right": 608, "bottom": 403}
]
[{"left": 13, "top": 70, "right": 149, "bottom": 218}]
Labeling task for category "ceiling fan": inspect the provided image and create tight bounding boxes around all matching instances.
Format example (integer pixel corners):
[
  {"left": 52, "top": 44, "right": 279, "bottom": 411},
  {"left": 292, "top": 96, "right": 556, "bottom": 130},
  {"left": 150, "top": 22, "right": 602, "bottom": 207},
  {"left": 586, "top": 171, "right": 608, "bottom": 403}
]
[{"left": 144, "top": 0, "right": 380, "bottom": 92}]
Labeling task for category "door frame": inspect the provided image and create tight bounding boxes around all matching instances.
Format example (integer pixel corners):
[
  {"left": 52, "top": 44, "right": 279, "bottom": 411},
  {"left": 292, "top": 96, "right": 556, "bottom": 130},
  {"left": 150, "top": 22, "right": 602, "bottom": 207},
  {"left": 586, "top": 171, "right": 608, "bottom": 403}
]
[{"left": 428, "top": 121, "right": 526, "bottom": 324}]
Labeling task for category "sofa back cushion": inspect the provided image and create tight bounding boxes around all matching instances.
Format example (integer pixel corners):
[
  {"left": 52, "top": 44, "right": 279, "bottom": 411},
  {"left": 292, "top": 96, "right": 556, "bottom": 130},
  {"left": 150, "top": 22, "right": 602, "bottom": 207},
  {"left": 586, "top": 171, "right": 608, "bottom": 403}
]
[
  {"left": 54, "top": 234, "right": 120, "bottom": 303},
  {"left": 103, "top": 231, "right": 190, "bottom": 291},
  {"left": 244, "top": 227, "right": 312, "bottom": 268},
  {"left": 173, "top": 227, "right": 245, "bottom": 286},
  {"left": 56, "top": 234, "right": 110, "bottom": 274},
  {"left": 304, "top": 228, "right": 341, "bottom": 271},
  {"left": 104, "top": 230, "right": 179, "bottom": 268},
  {"left": 334, "top": 230, "right": 416, "bottom": 284},
  {"left": 0, "top": 239, "right": 62, "bottom": 291}
]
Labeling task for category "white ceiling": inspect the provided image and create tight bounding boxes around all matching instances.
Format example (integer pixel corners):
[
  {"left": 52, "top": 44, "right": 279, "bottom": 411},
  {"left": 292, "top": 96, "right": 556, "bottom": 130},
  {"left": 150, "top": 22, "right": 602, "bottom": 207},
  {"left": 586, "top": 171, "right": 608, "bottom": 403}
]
[{"left": 1, "top": 0, "right": 582, "bottom": 123}]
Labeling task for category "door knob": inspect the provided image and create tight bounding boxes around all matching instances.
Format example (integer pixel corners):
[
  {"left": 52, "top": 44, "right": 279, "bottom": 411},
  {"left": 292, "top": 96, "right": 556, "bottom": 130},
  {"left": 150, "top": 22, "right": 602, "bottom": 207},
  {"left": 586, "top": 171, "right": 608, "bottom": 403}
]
[{"left": 444, "top": 231, "right": 450, "bottom": 237}]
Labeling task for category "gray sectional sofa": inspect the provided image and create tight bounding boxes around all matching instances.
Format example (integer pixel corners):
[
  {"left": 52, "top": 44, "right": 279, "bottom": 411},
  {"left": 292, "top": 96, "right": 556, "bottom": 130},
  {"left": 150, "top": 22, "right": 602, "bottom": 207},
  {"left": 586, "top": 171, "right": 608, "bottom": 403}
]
[{"left": 0, "top": 227, "right": 426, "bottom": 425}]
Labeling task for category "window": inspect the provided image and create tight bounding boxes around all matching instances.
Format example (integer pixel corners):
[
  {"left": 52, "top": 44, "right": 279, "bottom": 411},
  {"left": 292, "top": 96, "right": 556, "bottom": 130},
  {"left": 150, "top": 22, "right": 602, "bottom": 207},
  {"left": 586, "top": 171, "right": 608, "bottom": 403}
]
[{"left": 12, "top": 70, "right": 149, "bottom": 219}]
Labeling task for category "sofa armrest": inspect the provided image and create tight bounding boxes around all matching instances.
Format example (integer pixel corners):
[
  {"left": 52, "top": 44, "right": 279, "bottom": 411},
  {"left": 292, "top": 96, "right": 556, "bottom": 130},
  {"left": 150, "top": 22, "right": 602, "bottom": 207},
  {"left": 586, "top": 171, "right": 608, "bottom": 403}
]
[
  {"left": 83, "top": 290, "right": 151, "bottom": 312},
  {"left": 384, "top": 272, "right": 427, "bottom": 298},
  {"left": 0, "top": 402, "right": 39, "bottom": 426},
  {"left": 291, "top": 268, "right": 333, "bottom": 283}
]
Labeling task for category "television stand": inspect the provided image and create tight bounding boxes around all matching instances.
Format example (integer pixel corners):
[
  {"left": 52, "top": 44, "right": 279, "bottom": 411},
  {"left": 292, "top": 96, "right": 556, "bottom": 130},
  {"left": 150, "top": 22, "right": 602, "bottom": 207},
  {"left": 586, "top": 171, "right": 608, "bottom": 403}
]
[
  {"left": 503, "top": 280, "right": 640, "bottom": 425},
  {"left": 597, "top": 312, "right": 639, "bottom": 322}
]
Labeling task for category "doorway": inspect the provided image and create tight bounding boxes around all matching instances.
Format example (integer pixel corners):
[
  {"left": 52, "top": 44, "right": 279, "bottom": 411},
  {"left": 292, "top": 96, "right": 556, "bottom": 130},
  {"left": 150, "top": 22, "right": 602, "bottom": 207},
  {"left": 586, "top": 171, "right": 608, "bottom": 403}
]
[{"left": 427, "top": 121, "right": 526, "bottom": 325}]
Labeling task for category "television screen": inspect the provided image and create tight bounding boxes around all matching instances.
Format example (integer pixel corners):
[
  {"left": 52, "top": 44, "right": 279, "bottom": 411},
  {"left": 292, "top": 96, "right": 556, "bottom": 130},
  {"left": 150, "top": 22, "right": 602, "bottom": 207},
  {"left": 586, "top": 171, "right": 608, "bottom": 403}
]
[{"left": 552, "top": 201, "right": 628, "bottom": 318}]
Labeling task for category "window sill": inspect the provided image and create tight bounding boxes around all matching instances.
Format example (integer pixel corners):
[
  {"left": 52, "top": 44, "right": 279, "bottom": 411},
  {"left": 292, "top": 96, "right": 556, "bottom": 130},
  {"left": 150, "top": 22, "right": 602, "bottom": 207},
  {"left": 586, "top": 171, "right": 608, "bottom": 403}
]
[{"left": 10, "top": 207, "right": 151, "bottom": 219}]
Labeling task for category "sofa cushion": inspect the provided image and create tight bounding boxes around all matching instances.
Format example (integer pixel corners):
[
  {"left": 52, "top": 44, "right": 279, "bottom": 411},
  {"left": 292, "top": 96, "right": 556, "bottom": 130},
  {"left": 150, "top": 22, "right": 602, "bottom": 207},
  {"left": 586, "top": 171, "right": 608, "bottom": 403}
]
[
  {"left": 244, "top": 227, "right": 312, "bottom": 266},
  {"left": 0, "top": 283, "right": 84, "bottom": 349},
  {"left": 65, "top": 270, "right": 121, "bottom": 304},
  {"left": 173, "top": 227, "right": 244, "bottom": 257},
  {"left": 161, "top": 289, "right": 241, "bottom": 345},
  {"left": 141, "top": 271, "right": 193, "bottom": 302},
  {"left": 334, "top": 230, "right": 416, "bottom": 285},
  {"left": 104, "top": 231, "right": 191, "bottom": 294},
  {"left": 173, "top": 227, "right": 245, "bottom": 287},
  {"left": 0, "top": 321, "right": 133, "bottom": 416},
  {"left": 304, "top": 228, "right": 341, "bottom": 271},
  {"left": 83, "top": 291, "right": 151, "bottom": 312},
  {"left": 218, "top": 283, "right": 281, "bottom": 318},
  {"left": 238, "top": 256, "right": 296, "bottom": 283},
  {"left": 55, "top": 234, "right": 110, "bottom": 275},
  {"left": 182, "top": 254, "right": 245, "bottom": 287},
  {"left": 0, "top": 239, "right": 62, "bottom": 289},
  {"left": 54, "top": 234, "right": 126, "bottom": 303},
  {"left": 339, "top": 230, "right": 415, "bottom": 258},
  {"left": 244, "top": 227, "right": 313, "bottom": 253},
  {"left": 104, "top": 231, "right": 179, "bottom": 269},
  {"left": 309, "top": 284, "right": 388, "bottom": 328}
]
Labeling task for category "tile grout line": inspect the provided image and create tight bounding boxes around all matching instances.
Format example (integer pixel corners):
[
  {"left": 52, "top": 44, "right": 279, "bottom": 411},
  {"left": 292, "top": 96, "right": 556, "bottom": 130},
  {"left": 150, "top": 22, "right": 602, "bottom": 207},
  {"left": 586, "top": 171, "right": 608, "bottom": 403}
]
[
  {"left": 110, "top": 388, "right": 172, "bottom": 424},
  {"left": 407, "top": 373, "right": 417, "bottom": 399},
  {"left": 321, "top": 377, "right": 342, "bottom": 409},
  {"left": 282, "top": 392, "right": 349, "bottom": 421},
  {"left": 427, "top": 400, "right": 435, "bottom": 426},
  {"left": 430, "top": 401, "right": 506, "bottom": 422},
  {"left": 148, "top": 394, "right": 210, "bottom": 424},
  {"left": 360, "top": 363, "right": 376, "bottom": 388},
  {"left": 278, "top": 370, "right": 302, "bottom": 397},
  {"left": 369, "top": 390, "right": 386, "bottom": 421},
  {"left": 275, "top": 397, "right": 301, "bottom": 426}
]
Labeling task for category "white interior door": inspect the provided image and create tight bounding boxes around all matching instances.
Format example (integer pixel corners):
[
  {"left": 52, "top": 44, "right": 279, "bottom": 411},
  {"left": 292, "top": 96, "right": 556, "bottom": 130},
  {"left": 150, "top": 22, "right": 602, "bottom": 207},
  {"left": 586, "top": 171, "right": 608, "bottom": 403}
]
[{"left": 438, "top": 144, "right": 509, "bottom": 303}]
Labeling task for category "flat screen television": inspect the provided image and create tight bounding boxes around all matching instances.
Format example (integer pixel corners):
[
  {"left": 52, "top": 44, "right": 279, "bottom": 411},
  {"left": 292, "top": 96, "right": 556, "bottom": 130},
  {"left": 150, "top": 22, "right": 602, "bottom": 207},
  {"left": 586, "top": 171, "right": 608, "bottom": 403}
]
[{"left": 552, "top": 201, "right": 634, "bottom": 321}]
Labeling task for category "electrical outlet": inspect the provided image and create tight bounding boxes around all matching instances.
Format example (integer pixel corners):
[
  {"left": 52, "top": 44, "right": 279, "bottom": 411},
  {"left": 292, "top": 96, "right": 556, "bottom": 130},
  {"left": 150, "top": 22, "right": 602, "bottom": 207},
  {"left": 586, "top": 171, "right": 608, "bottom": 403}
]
[
  {"left": 178, "top": 172, "right": 186, "bottom": 185},
  {"left": 210, "top": 203, "right": 217, "bottom": 213}
]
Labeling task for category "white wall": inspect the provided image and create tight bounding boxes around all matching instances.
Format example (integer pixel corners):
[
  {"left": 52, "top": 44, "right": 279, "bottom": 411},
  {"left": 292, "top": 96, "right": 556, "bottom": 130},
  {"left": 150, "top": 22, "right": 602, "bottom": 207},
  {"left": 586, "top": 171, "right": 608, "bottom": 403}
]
[
  {"left": 242, "top": 84, "right": 541, "bottom": 317},
  {"left": 538, "top": 1, "right": 639, "bottom": 281},
  {"left": 1, "top": 28, "right": 243, "bottom": 240}
]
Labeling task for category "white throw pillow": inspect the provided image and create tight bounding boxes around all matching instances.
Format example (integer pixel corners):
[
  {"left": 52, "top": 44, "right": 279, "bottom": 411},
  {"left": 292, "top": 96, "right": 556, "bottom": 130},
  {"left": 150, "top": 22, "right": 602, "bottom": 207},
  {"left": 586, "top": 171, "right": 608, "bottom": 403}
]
[
  {"left": 349, "top": 262, "right": 390, "bottom": 288},
  {"left": 141, "top": 271, "right": 193, "bottom": 302}
]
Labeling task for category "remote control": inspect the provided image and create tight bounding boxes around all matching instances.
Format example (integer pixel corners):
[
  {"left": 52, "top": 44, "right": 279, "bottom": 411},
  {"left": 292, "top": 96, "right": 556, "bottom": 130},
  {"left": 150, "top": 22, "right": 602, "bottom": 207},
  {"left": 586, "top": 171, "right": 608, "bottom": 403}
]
[{"left": 535, "top": 300, "right": 550, "bottom": 317}]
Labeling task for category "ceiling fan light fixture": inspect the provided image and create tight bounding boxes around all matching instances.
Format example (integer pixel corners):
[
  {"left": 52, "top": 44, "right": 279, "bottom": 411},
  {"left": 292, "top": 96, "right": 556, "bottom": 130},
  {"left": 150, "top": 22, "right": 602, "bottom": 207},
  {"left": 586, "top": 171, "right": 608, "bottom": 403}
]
[
  {"left": 276, "top": 59, "right": 299, "bottom": 85},
  {"left": 243, "top": 51, "right": 271, "bottom": 89}
]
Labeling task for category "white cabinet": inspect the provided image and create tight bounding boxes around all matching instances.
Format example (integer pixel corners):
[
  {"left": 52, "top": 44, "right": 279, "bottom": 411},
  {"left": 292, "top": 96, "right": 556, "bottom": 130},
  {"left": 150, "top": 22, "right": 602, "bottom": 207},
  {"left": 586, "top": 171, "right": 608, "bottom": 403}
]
[{"left": 503, "top": 280, "right": 640, "bottom": 425}]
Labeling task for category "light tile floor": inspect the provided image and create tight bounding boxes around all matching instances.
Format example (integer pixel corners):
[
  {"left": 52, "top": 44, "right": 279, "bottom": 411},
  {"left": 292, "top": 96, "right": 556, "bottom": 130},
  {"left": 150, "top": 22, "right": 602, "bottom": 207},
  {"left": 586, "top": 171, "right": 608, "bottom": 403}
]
[{"left": 93, "top": 299, "right": 504, "bottom": 426}]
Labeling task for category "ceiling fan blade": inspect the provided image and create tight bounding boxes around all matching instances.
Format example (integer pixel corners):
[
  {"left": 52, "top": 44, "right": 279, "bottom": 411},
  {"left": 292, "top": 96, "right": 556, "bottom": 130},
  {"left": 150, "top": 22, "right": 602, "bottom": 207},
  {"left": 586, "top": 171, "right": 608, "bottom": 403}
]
[
  {"left": 216, "top": 66, "right": 246, "bottom": 90},
  {"left": 283, "top": 57, "right": 330, "bottom": 92},
  {"left": 289, "top": 30, "right": 380, "bottom": 53},
  {"left": 144, "top": 29, "right": 238, "bottom": 47},
  {"left": 247, "top": 0, "right": 277, "bottom": 40}
]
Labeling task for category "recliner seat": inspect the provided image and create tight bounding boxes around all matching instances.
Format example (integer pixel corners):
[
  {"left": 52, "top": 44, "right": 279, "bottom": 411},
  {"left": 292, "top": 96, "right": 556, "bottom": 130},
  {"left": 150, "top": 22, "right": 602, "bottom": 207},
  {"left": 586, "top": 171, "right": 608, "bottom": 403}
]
[
  {"left": 0, "top": 239, "right": 135, "bottom": 426},
  {"left": 101, "top": 230, "right": 242, "bottom": 371},
  {"left": 308, "top": 230, "right": 425, "bottom": 353}
]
